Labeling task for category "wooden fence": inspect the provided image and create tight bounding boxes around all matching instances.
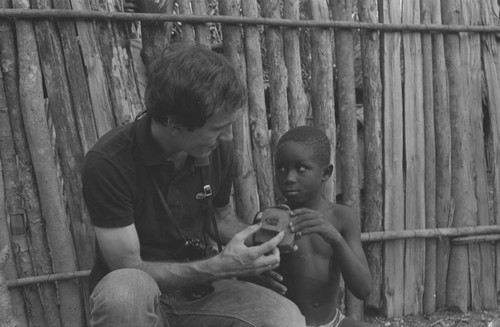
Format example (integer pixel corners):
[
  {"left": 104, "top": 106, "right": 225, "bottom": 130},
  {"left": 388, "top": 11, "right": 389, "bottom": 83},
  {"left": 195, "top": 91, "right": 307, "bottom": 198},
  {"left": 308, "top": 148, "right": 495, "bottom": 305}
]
[{"left": 0, "top": 0, "right": 500, "bottom": 326}]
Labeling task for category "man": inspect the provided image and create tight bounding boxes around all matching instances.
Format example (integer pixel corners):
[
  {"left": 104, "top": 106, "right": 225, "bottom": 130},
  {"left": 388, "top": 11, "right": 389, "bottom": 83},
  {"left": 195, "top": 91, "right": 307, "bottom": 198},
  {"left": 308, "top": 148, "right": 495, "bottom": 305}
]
[{"left": 82, "top": 42, "right": 305, "bottom": 326}]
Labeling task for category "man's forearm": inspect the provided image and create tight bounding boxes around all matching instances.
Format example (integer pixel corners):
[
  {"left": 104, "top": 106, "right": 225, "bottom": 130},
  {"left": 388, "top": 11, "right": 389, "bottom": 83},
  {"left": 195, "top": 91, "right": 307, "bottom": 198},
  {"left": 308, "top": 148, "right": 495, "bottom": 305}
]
[{"left": 135, "top": 256, "right": 229, "bottom": 292}]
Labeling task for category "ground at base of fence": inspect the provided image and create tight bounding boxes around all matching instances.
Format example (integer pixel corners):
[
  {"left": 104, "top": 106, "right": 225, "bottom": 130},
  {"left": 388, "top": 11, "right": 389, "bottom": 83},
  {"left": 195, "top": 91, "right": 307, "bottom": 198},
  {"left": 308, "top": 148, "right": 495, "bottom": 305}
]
[{"left": 364, "top": 309, "right": 500, "bottom": 327}]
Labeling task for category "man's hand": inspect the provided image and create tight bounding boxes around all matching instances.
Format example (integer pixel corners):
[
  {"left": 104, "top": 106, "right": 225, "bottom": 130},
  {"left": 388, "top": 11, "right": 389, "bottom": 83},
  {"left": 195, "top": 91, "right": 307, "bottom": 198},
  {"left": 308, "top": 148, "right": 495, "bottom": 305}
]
[{"left": 210, "top": 223, "right": 284, "bottom": 278}]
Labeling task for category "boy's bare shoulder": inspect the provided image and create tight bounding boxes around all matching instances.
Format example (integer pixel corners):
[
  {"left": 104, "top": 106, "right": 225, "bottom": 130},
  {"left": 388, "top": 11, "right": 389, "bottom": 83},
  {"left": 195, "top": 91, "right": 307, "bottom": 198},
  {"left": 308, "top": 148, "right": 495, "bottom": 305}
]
[{"left": 323, "top": 202, "right": 357, "bottom": 231}]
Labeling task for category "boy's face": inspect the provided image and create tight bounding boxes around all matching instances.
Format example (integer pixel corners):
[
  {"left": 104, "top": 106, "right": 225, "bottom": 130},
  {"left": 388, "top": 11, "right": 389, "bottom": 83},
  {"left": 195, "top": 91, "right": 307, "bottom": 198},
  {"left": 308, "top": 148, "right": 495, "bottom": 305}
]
[{"left": 275, "top": 140, "right": 330, "bottom": 207}]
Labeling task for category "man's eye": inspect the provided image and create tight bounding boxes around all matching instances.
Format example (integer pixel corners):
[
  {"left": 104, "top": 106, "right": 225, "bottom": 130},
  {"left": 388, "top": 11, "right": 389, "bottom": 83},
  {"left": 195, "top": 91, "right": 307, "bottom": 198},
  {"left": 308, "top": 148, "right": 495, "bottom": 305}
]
[
  {"left": 277, "top": 167, "right": 286, "bottom": 173},
  {"left": 298, "top": 166, "right": 307, "bottom": 172}
]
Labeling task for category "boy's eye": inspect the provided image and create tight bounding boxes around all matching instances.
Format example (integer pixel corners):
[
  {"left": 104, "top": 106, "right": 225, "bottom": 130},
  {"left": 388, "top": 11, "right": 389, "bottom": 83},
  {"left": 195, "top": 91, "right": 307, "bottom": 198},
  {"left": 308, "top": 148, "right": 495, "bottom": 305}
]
[{"left": 298, "top": 166, "right": 307, "bottom": 172}]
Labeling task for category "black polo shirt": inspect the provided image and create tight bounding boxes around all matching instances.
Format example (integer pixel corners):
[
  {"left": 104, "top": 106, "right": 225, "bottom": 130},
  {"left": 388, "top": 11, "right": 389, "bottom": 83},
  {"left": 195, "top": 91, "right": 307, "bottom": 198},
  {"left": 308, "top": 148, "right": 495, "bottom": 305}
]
[{"left": 82, "top": 114, "right": 234, "bottom": 288}]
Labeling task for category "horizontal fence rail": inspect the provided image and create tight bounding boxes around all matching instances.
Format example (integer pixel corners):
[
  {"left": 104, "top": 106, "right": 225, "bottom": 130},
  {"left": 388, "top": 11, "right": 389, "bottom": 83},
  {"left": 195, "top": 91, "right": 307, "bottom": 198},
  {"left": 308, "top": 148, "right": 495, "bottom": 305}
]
[
  {"left": 1, "top": 9, "right": 500, "bottom": 33},
  {"left": 6, "top": 225, "right": 500, "bottom": 288}
]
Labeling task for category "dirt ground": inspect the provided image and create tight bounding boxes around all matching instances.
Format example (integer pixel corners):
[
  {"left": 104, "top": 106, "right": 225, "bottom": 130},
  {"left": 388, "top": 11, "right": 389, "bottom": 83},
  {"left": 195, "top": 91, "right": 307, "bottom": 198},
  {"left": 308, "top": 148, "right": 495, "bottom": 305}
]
[{"left": 364, "top": 309, "right": 500, "bottom": 327}]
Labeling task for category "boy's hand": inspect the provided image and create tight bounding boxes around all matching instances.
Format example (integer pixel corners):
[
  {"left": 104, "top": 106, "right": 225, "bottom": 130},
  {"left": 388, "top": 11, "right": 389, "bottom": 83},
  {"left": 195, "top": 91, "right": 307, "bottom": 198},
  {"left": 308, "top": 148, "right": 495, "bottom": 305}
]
[
  {"left": 289, "top": 208, "right": 342, "bottom": 245},
  {"left": 238, "top": 270, "right": 288, "bottom": 295}
]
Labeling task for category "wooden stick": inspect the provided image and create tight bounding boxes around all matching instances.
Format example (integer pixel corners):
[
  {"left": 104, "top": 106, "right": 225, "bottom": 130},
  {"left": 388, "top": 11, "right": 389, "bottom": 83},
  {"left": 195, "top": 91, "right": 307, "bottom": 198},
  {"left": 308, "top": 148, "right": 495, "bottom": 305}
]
[
  {"left": 283, "top": 0, "right": 308, "bottom": 128},
  {"left": 0, "top": 246, "right": 19, "bottom": 327},
  {"left": 402, "top": 0, "right": 425, "bottom": 315},
  {"left": 0, "top": 9, "right": 499, "bottom": 33},
  {"left": 421, "top": 0, "right": 437, "bottom": 314},
  {"left": 430, "top": 0, "right": 451, "bottom": 309},
  {"left": 241, "top": 0, "right": 275, "bottom": 209},
  {"left": 361, "top": 225, "right": 500, "bottom": 242},
  {"left": 358, "top": 0, "right": 383, "bottom": 313},
  {"left": 452, "top": 235, "right": 500, "bottom": 245},
  {"left": 7, "top": 270, "right": 91, "bottom": 288},
  {"left": 308, "top": 0, "right": 335, "bottom": 201},
  {"left": 381, "top": 0, "right": 404, "bottom": 318},
  {"left": 6, "top": 226, "right": 500, "bottom": 288},
  {"left": 219, "top": 0, "right": 259, "bottom": 224}
]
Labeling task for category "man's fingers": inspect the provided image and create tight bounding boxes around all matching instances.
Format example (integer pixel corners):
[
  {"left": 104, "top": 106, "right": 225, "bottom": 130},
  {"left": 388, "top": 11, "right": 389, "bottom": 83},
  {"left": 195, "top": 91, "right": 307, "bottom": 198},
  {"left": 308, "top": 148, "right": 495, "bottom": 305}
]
[
  {"left": 232, "top": 223, "right": 262, "bottom": 243},
  {"left": 252, "top": 232, "right": 284, "bottom": 256}
]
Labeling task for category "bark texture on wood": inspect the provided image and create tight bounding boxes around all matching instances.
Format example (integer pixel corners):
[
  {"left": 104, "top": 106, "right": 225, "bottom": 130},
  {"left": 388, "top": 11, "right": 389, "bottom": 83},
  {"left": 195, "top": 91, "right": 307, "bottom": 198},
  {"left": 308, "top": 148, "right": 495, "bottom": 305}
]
[
  {"left": 308, "top": 0, "right": 335, "bottom": 202},
  {"left": 381, "top": 0, "right": 405, "bottom": 318},
  {"left": 402, "top": 0, "right": 425, "bottom": 315},
  {"left": 283, "top": 0, "right": 308, "bottom": 128},
  {"left": 358, "top": 0, "right": 383, "bottom": 312},
  {"left": 421, "top": 0, "right": 437, "bottom": 314},
  {"left": 220, "top": 0, "right": 259, "bottom": 223},
  {"left": 242, "top": 0, "right": 275, "bottom": 209},
  {"left": 442, "top": 0, "right": 476, "bottom": 313},
  {"left": 331, "top": 0, "right": 362, "bottom": 320},
  {"left": 430, "top": 0, "right": 452, "bottom": 309}
]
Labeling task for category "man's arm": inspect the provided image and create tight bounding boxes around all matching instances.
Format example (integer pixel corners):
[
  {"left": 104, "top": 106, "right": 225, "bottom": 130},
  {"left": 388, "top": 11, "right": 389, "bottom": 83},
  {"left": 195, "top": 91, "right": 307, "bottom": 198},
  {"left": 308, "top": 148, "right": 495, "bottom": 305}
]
[
  {"left": 213, "top": 204, "right": 252, "bottom": 245},
  {"left": 94, "top": 222, "right": 283, "bottom": 292}
]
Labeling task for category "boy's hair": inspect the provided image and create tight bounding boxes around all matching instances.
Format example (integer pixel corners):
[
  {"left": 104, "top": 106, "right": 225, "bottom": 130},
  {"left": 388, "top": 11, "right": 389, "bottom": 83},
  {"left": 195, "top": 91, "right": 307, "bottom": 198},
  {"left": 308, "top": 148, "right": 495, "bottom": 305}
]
[
  {"left": 144, "top": 42, "right": 247, "bottom": 130},
  {"left": 277, "top": 126, "right": 331, "bottom": 166}
]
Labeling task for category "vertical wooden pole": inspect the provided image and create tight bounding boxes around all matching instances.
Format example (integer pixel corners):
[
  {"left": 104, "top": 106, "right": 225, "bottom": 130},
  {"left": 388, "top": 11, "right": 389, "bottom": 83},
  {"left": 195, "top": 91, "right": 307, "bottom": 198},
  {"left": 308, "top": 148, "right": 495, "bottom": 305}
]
[
  {"left": 308, "top": 0, "right": 335, "bottom": 202},
  {"left": 0, "top": 142, "right": 27, "bottom": 327},
  {"left": 191, "top": 0, "right": 212, "bottom": 47},
  {"left": 220, "top": 0, "right": 260, "bottom": 223},
  {"left": 177, "top": 0, "right": 196, "bottom": 44},
  {"left": 331, "top": 0, "right": 362, "bottom": 320},
  {"left": 283, "top": 0, "right": 309, "bottom": 128},
  {"left": 241, "top": 0, "right": 275, "bottom": 209},
  {"left": 67, "top": 0, "right": 115, "bottom": 138},
  {"left": 358, "top": 0, "right": 383, "bottom": 313},
  {"left": 402, "top": 0, "right": 426, "bottom": 315},
  {"left": 442, "top": 0, "right": 476, "bottom": 313},
  {"left": 0, "top": 246, "right": 19, "bottom": 327},
  {"left": 381, "top": 0, "right": 405, "bottom": 318},
  {"left": 15, "top": 11, "right": 83, "bottom": 325},
  {"left": 0, "top": 68, "right": 53, "bottom": 327},
  {"left": 480, "top": 0, "right": 500, "bottom": 302},
  {"left": 137, "top": 0, "right": 175, "bottom": 72},
  {"left": 460, "top": 0, "right": 497, "bottom": 311},
  {"left": 421, "top": 0, "right": 437, "bottom": 315},
  {"left": 0, "top": 15, "right": 60, "bottom": 326},
  {"left": 260, "top": 0, "right": 290, "bottom": 152},
  {"left": 430, "top": 0, "right": 452, "bottom": 309}
]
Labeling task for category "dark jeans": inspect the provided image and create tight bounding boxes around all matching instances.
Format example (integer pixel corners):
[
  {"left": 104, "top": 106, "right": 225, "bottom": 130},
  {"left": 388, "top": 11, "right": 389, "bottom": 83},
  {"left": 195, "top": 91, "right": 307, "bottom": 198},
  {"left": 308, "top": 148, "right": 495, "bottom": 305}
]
[{"left": 89, "top": 268, "right": 306, "bottom": 327}]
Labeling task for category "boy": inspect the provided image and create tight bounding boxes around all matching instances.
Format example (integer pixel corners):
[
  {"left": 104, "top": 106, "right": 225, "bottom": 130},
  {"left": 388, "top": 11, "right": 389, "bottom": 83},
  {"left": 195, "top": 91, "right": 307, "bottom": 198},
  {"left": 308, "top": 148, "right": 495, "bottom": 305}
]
[{"left": 274, "top": 126, "right": 374, "bottom": 327}]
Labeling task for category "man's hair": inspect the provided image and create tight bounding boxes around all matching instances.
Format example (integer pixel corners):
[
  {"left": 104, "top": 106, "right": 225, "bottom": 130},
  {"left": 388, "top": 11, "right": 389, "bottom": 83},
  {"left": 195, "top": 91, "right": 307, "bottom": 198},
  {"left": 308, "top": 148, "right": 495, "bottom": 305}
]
[
  {"left": 277, "top": 126, "right": 331, "bottom": 166},
  {"left": 144, "top": 42, "right": 247, "bottom": 130}
]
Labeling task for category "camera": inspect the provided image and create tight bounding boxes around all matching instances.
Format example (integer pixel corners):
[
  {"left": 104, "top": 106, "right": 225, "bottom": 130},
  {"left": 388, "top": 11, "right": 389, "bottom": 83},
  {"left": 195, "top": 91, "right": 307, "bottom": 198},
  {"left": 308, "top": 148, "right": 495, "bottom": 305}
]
[{"left": 253, "top": 204, "right": 295, "bottom": 253}]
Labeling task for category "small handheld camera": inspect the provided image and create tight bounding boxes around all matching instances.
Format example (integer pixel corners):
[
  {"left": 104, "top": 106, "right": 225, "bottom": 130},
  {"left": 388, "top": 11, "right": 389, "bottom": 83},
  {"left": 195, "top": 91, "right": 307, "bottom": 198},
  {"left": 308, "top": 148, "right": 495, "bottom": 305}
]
[{"left": 253, "top": 204, "right": 295, "bottom": 253}]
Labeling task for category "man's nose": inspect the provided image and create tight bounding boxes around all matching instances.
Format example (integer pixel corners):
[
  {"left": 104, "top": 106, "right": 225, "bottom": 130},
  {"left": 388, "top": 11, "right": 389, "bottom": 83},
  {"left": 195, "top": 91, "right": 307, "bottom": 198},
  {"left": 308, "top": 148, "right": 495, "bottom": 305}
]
[{"left": 218, "top": 125, "right": 233, "bottom": 141}]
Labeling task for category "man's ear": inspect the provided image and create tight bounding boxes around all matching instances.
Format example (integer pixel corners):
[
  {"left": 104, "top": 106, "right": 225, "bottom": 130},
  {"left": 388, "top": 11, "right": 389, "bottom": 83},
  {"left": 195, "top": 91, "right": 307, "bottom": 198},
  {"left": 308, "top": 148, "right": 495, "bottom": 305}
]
[
  {"left": 322, "top": 164, "right": 333, "bottom": 182},
  {"left": 164, "top": 117, "right": 185, "bottom": 135}
]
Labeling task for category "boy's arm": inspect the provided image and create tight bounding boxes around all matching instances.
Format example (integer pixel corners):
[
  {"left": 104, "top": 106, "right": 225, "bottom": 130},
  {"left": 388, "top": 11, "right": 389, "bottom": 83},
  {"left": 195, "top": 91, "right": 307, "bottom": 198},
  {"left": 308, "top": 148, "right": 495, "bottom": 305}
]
[
  {"left": 290, "top": 206, "right": 372, "bottom": 300},
  {"left": 330, "top": 207, "right": 372, "bottom": 299}
]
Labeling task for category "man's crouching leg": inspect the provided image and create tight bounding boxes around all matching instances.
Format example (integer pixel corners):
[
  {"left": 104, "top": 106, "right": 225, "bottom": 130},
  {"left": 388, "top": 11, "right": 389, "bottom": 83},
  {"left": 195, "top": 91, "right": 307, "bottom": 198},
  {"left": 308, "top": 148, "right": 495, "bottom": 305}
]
[
  {"left": 163, "top": 279, "right": 306, "bottom": 327},
  {"left": 89, "top": 268, "right": 165, "bottom": 327}
]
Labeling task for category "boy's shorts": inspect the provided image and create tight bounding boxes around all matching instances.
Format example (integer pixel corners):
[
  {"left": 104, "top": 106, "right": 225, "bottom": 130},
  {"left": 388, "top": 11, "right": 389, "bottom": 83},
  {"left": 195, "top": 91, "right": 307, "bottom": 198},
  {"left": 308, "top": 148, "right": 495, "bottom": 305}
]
[{"left": 307, "top": 308, "right": 345, "bottom": 327}]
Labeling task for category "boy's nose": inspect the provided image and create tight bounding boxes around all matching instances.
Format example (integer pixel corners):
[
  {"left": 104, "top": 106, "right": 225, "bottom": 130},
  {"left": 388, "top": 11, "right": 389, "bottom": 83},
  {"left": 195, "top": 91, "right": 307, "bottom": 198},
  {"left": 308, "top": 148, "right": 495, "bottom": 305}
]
[
  {"left": 284, "top": 170, "right": 298, "bottom": 183},
  {"left": 218, "top": 125, "right": 233, "bottom": 141}
]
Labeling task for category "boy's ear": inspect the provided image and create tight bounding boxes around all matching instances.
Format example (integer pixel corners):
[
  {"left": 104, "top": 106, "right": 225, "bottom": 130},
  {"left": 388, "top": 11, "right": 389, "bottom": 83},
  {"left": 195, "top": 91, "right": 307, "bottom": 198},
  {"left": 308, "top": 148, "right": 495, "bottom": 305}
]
[{"left": 322, "top": 164, "right": 334, "bottom": 181}]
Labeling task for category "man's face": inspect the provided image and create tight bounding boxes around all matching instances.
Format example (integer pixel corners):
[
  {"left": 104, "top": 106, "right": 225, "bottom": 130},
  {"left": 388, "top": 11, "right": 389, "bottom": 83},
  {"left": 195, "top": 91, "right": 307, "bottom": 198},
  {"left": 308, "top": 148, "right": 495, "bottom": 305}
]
[{"left": 178, "top": 110, "right": 240, "bottom": 158}]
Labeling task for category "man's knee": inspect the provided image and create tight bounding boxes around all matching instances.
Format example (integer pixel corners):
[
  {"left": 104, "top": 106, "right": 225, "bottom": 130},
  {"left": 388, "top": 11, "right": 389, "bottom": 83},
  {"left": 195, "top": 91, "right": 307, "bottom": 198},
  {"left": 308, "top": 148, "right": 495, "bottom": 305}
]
[{"left": 90, "top": 268, "right": 160, "bottom": 308}]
